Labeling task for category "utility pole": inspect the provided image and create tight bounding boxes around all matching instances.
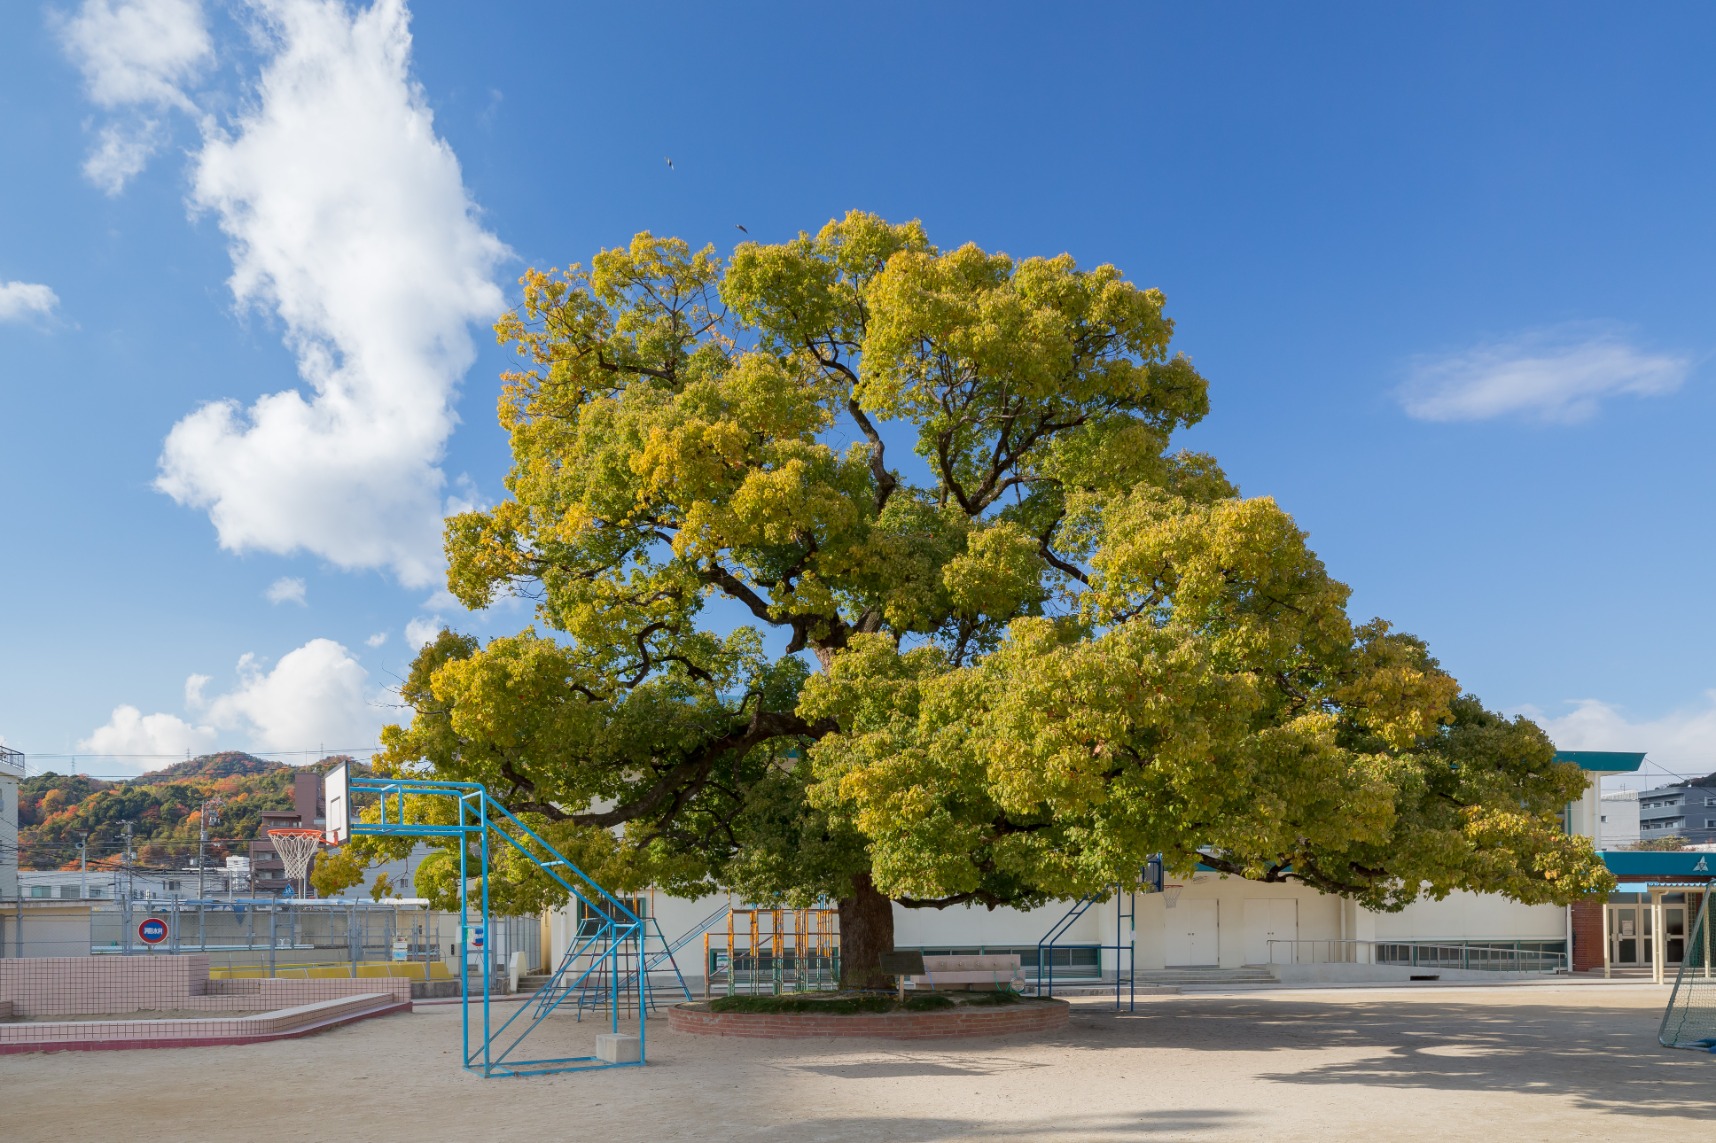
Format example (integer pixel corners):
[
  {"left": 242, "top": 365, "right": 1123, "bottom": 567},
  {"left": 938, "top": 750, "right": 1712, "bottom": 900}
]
[
  {"left": 196, "top": 797, "right": 223, "bottom": 902},
  {"left": 78, "top": 835, "right": 87, "bottom": 900},
  {"left": 121, "top": 821, "right": 135, "bottom": 956},
  {"left": 196, "top": 798, "right": 222, "bottom": 952}
]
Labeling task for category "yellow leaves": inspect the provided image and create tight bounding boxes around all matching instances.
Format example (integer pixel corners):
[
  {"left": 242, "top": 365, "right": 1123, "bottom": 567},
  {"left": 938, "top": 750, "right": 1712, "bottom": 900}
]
[
  {"left": 941, "top": 521, "right": 1043, "bottom": 620},
  {"left": 429, "top": 211, "right": 1610, "bottom": 916},
  {"left": 1084, "top": 489, "right": 1353, "bottom": 673},
  {"left": 1336, "top": 624, "right": 1460, "bottom": 749},
  {"left": 589, "top": 232, "right": 721, "bottom": 310}
]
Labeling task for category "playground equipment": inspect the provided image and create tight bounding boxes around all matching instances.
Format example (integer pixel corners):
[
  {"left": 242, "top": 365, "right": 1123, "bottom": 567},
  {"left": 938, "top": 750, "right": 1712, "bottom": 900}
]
[
  {"left": 703, "top": 906, "right": 840, "bottom": 996},
  {"left": 531, "top": 894, "right": 706, "bottom": 1021},
  {"left": 323, "top": 761, "right": 646, "bottom": 1077},
  {"left": 1035, "top": 858, "right": 1160, "bottom": 1011},
  {"left": 267, "top": 827, "right": 324, "bottom": 899},
  {"left": 1659, "top": 888, "right": 1716, "bottom": 1051}
]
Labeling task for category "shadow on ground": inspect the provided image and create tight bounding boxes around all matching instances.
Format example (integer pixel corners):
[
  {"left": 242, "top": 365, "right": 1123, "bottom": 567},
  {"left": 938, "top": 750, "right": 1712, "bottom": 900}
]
[
  {"left": 1060, "top": 996, "right": 1716, "bottom": 1120},
  {"left": 768, "top": 1109, "right": 1247, "bottom": 1141}
]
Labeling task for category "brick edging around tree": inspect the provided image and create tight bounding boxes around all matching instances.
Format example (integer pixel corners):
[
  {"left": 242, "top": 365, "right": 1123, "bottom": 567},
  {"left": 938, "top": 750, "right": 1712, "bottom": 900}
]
[{"left": 666, "top": 998, "right": 1069, "bottom": 1039}]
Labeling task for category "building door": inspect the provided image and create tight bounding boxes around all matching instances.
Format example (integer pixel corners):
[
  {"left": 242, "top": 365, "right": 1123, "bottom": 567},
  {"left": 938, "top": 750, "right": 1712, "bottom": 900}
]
[
  {"left": 1165, "top": 899, "right": 1219, "bottom": 966},
  {"left": 1665, "top": 901, "right": 1688, "bottom": 966},
  {"left": 1608, "top": 903, "right": 1651, "bottom": 966},
  {"left": 1243, "top": 898, "right": 1298, "bottom": 965}
]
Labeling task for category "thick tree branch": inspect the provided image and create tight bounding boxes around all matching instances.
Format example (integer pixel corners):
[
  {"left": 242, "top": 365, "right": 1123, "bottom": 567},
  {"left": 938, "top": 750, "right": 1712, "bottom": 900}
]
[{"left": 569, "top": 708, "right": 835, "bottom": 830}]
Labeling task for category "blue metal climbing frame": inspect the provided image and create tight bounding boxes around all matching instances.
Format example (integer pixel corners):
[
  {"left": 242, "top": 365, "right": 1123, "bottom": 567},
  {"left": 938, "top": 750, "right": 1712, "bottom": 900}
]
[
  {"left": 1036, "top": 858, "right": 1160, "bottom": 1012},
  {"left": 330, "top": 764, "right": 646, "bottom": 1077}
]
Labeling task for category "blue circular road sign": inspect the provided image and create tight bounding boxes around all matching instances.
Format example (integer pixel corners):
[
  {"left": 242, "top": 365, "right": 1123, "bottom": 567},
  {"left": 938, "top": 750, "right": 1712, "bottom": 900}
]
[{"left": 138, "top": 917, "right": 169, "bottom": 945}]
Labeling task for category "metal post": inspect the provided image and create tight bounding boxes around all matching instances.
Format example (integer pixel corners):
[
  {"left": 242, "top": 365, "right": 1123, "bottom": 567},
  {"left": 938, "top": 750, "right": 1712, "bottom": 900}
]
[
  {"left": 1654, "top": 889, "right": 1667, "bottom": 985},
  {"left": 480, "top": 792, "right": 492, "bottom": 1074},
  {"left": 349, "top": 902, "right": 358, "bottom": 977},
  {"left": 459, "top": 797, "right": 470, "bottom": 1069},
  {"left": 268, "top": 907, "right": 277, "bottom": 977},
  {"left": 14, "top": 896, "right": 21, "bottom": 959}
]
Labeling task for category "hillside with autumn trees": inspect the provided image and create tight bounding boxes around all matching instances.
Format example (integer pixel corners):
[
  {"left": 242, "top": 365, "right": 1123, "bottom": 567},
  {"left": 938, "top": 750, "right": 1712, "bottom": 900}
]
[{"left": 17, "top": 753, "right": 351, "bottom": 871}]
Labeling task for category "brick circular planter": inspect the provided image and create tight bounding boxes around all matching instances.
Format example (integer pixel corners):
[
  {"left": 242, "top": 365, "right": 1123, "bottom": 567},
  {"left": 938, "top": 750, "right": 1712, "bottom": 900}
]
[{"left": 667, "top": 998, "right": 1069, "bottom": 1040}]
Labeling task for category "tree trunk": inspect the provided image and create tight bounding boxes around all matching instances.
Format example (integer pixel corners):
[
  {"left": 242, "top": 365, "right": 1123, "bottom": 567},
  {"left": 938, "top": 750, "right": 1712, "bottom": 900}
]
[{"left": 837, "top": 871, "right": 896, "bottom": 990}]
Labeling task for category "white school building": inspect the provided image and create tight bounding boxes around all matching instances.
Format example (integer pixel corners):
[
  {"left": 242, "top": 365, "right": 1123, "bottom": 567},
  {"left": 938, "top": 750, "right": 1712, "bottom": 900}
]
[{"left": 545, "top": 751, "right": 1645, "bottom": 987}]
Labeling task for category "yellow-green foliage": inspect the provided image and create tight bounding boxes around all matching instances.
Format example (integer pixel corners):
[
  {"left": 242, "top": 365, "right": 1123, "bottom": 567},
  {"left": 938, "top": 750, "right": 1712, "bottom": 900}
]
[{"left": 344, "top": 212, "right": 1610, "bottom": 917}]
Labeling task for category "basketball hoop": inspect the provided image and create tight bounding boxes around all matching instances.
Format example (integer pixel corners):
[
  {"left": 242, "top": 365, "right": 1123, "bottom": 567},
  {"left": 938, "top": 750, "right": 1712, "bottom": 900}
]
[
  {"left": 1163, "top": 884, "right": 1184, "bottom": 908},
  {"left": 268, "top": 828, "right": 323, "bottom": 898}
]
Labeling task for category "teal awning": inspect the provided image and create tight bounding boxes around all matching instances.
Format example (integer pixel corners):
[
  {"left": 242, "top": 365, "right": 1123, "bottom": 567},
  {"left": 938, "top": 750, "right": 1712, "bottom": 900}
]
[
  {"left": 1554, "top": 750, "right": 1646, "bottom": 773},
  {"left": 1600, "top": 851, "right": 1716, "bottom": 877}
]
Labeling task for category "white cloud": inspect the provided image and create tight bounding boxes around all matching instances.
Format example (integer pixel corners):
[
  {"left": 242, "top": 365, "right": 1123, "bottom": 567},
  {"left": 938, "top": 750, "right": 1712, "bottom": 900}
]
[
  {"left": 55, "top": 0, "right": 211, "bottom": 193},
  {"left": 197, "top": 639, "right": 382, "bottom": 751},
  {"left": 404, "top": 615, "right": 442, "bottom": 649},
  {"left": 83, "top": 120, "right": 165, "bottom": 195},
  {"left": 57, "top": 0, "right": 209, "bottom": 110},
  {"left": 154, "top": 0, "right": 506, "bottom": 589},
  {"left": 420, "top": 588, "right": 460, "bottom": 612},
  {"left": 79, "top": 638, "right": 385, "bottom": 772},
  {"left": 364, "top": 631, "right": 388, "bottom": 648},
  {"left": 79, "top": 705, "right": 217, "bottom": 761},
  {"left": 1529, "top": 693, "right": 1716, "bottom": 789},
  {"left": 1399, "top": 327, "right": 1690, "bottom": 424},
  {"left": 264, "top": 575, "right": 307, "bottom": 605},
  {"left": 0, "top": 281, "right": 60, "bottom": 323}
]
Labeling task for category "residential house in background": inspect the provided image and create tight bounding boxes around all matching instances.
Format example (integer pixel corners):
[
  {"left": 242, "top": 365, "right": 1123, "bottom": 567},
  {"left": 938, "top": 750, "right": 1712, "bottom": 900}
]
[
  {"left": 1638, "top": 782, "right": 1716, "bottom": 846},
  {"left": 248, "top": 770, "right": 325, "bottom": 895}
]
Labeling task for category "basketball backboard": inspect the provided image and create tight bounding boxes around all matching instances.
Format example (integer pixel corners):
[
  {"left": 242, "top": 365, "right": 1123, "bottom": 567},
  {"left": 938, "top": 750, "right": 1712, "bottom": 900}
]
[{"left": 324, "top": 760, "right": 349, "bottom": 845}]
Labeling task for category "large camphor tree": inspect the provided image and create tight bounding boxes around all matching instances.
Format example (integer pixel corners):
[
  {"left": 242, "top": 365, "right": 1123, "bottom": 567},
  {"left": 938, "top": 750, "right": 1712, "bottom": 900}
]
[{"left": 338, "top": 213, "right": 1611, "bottom": 986}]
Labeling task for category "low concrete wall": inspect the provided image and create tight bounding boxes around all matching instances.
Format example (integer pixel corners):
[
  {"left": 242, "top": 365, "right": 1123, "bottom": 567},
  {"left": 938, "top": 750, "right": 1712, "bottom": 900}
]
[
  {"left": 1268, "top": 964, "right": 1558, "bottom": 985},
  {"left": 0, "top": 993, "right": 410, "bottom": 1053},
  {"left": 0, "top": 954, "right": 408, "bottom": 1017}
]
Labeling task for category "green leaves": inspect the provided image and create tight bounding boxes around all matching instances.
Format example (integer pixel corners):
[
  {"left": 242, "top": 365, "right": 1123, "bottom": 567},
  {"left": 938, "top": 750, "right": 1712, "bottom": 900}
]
[{"left": 379, "top": 212, "right": 1611, "bottom": 921}]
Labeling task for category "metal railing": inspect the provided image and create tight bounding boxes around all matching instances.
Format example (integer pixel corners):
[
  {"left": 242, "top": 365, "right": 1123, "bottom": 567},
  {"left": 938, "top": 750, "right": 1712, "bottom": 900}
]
[{"left": 1267, "top": 938, "right": 1567, "bottom": 973}]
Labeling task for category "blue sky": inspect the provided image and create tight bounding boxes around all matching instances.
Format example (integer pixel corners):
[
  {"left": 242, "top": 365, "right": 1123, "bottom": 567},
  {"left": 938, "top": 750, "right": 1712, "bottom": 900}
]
[{"left": 2, "top": 1, "right": 1713, "bottom": 788}]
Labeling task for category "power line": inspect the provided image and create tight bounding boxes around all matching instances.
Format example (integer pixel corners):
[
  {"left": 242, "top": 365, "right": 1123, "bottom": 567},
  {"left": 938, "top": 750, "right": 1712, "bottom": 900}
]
[{"left": 20, "top": 747, "right": 377, "bottom": 760}]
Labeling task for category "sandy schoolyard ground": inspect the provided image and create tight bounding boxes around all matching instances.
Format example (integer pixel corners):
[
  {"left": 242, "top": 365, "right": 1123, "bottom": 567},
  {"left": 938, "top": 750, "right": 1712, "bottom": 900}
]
[{"left": 5, "top": 983, "right": 1712, "bottom": 1141}]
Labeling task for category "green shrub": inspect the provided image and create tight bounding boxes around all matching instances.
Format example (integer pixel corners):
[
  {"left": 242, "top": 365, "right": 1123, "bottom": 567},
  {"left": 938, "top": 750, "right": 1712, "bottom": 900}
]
[
  {"left": 707, "top": 993, "right": 894, "bottom": 1015},
  {"left": 901, "top": 993, "right": 955, "bottom": 1011}
]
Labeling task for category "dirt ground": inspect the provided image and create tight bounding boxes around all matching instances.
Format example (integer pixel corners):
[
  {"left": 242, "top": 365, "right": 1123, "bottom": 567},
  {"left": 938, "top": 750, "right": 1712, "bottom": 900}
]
[{"left": 5, "top": 983, "right": 1712, "bottom": 1141}]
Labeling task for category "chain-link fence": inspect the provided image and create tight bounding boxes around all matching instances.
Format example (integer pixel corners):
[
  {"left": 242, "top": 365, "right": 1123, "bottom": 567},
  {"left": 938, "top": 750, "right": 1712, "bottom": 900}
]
[{"left": 0, "top": 899, "right": 542, "bottom": 989}]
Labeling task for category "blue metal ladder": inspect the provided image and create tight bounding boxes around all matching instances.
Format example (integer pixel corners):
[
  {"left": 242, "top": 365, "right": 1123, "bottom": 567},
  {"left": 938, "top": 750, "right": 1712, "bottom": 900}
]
[{"left": 1035, "top": 858, "right": 1158, "bottom": 1012}]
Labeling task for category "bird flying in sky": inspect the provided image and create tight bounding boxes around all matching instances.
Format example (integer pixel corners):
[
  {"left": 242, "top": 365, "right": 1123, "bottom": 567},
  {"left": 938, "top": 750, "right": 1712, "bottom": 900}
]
[
  {"left": 664, "top": 156, "right": 674, "bottom": 170},
  {"left": 735, "top": 224, "right": 748, "bottom": 234}
]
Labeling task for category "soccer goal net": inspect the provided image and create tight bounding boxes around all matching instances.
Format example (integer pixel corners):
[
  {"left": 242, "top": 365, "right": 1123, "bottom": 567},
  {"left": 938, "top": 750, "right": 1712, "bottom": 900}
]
[{"left": 1659, "top": 889, "right": 1716, "bottom": 1050}]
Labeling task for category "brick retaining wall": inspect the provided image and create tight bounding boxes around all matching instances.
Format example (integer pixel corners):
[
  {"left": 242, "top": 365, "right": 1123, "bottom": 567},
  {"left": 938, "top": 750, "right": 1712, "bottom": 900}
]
[{"left": 667, "top": 999, "right": 1069, "bottom": 1040}]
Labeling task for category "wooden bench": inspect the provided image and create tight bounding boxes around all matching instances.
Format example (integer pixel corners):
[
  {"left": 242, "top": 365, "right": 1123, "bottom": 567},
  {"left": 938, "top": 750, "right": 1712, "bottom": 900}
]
[{"left": 905, "top": 954, "right": 1025, "bottom": 992}]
